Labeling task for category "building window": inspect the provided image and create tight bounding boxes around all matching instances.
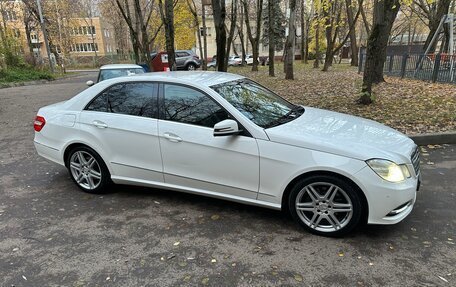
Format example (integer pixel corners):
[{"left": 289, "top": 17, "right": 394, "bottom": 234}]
[
  {"left": 72, "top": 26, "right": 96, "bottom": 36},
  {"left": 71, "top": 42, "right": 99, "bottom": 52},
  {"left": 2, "top": 10, "right": 17, "bottom": 21}
]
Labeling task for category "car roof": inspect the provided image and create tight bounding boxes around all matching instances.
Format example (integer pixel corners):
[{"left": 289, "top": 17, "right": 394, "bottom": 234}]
[
  {"left": 122, "top": 71, "right": 245, "bottom": 87},
  {"left": 100, "top": 64, "right": 143, "bottom": 70}
]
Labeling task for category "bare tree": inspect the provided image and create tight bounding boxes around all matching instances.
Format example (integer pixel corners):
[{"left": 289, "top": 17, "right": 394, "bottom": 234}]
[
  {"left": 242, "top": 0, "right": 263, "bottom": 71},
  {"left": 284, "top": 0, "right": 297, "bottom": 79},
  {"left": 211, "top": 0, "right": 228, "bottom": 71},
  {"left": 114, "top": 0, "right": 163, "bottom": 64},
  {"left": 236, "top": 1, "right": 247, "bottom": 66},
  {"left": 359, "top": 0, "right": 401, "bottom": 105},
  {"left": 187, "top": 0, "right": 204, "bottom": 68},
  {"left": 322, "top": 0, "right": 361, "bottom": 71},
  {"left": 414, "top": 0, "right": 452, "bottom": 53},
  {"left": 345, "top": 0, "right": 359, "bottom": 66},
  {"left": 158, "top": 0, "right": 176, "bottom": 70},
  {"left": 224, "top": 0, "right": 238, "bottom": 68},
  {"left": 268, "top": 0, "right": 275, "bottom": 76}
]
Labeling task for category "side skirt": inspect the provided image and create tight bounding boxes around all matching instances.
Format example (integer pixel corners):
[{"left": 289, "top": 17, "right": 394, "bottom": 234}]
[{"left": 111, "top": 175, "right": 282, "bottom": 211}]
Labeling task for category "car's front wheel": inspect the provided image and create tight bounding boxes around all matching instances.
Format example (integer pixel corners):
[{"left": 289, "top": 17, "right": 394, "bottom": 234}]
[
  {"left": 66, "top": 146, "right": 111, "bottom": 193},
  {"left": 288, "top": 174, "right": 363, "bottom": 237}
]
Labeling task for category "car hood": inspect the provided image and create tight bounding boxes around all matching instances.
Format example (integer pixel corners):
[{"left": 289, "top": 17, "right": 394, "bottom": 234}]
[{"left": 265, "top": 107, "right": 416, "bottom": 163}]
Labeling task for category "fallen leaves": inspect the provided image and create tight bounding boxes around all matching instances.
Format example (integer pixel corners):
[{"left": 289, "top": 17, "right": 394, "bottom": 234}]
[{"left": 294, "top": 274, "right": 303, "bottom": 282}]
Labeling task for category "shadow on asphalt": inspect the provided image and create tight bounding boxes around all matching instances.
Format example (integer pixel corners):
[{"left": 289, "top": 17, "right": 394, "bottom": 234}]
[{"left": 97, "top": 183, "right": 404, "bottom": 239}]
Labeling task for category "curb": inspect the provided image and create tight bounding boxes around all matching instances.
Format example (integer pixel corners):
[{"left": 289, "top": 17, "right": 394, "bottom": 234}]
[
  {"left": 409, "top": 132, "right": 456, "bottom": 146},
  {"left": 0, "top": 79, "right": 50, "bottom": 89},
  {"left": 0, "top": 72, "right": 87, "bottom": 89}
]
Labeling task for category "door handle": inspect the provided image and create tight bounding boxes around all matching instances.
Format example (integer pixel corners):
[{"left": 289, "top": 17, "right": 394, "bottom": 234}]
[
  {"left": 92, "top": 120, "right": 108, "bottom": 129},
  {"left": 163, "top": 132, "right": 182, "bottom": 143}
]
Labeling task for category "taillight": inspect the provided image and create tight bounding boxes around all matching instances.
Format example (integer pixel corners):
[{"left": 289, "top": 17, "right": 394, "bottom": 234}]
[{"left": 34, "top": 116, "right": 46, "bottom": 132}]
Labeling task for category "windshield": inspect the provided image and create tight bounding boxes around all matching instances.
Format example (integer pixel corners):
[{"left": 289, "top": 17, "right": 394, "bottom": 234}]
[
  {"left": 98, "top": 68, "right": 145, "bottom": 82},
  {"left": 211, "top": 79, "right": 304, "bottom": 128}
]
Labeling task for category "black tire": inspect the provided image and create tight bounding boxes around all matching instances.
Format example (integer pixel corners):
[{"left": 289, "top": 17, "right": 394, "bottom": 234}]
[
  {"left": 288, "top": 174, "right": 363, "bottom": 237},
  {"left": 66, "top": 146, "right": 111, "bottom": 194},
  {"left": 186, "top": 63, "right": 197, "bottom": 71}
]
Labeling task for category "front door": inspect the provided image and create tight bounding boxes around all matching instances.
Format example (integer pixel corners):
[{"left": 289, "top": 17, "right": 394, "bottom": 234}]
[{"left": 158, "top": 83, "right": 259, "bottom": 199}]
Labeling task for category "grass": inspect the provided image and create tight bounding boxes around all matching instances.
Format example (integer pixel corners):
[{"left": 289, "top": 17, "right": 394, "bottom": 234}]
[
  {"left": 230, "top": 62, "right": 456, "bottom": 135},
  {"left": 0, "top": 67, "right": 55, "bottom": 85}
]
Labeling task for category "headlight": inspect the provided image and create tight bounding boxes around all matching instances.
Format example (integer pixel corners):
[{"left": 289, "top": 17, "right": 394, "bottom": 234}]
[{"left": 366, "top": 159, "right": 411, "bottom": 182}]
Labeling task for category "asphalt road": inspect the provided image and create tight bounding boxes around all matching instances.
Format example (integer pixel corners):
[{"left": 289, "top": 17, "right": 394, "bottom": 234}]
[{"left": 0, "top": 73, "right": 455, "bottom": 286}]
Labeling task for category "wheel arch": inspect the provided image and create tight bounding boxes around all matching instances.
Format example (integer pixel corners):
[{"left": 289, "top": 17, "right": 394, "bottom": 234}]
[
  {"left": 281, "top": 170, "right": 369, "bottom": 223},
  {"left": 63, "top": 142, "right": 109, "bottom": 171}
]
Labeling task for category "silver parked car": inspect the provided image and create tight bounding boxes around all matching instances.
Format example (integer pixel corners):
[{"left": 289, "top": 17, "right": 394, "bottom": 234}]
[{"left": 175, "top": 50, "right": 201, "bottom": 71}]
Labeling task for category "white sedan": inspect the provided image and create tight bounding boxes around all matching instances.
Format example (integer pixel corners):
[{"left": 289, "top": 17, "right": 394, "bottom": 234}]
[{"left": 33, "top": 72, "right": 420, "bottom": 236}]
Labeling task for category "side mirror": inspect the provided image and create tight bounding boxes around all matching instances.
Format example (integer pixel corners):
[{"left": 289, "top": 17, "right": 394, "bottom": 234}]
[
  {"left": 86, "top": 80, "right": 94, "bottom": 87},
  {"left": 214, "top": 119, "right": 242, "bottom": 137}
]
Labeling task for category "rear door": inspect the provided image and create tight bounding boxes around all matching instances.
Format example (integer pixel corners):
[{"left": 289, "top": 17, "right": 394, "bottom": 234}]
[
  {"left": 175, "top": 51, "right": 189, "bottom": 69},
  {"left": 157, "top": 83, "right": 260, "bottom": 199},
  {"left": 79, "top": 82, "right": 163, "bottom": 183}
]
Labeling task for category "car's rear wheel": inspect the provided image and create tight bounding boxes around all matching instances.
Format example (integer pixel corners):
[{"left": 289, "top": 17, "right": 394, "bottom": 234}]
[
  {"left": 288, "top": 175, "right": 363, "bottom": 237},
  {"left": 186, "top": 63, "right": 196, "bottom": 71},
  {"left": 66, "top": 146, "right": 111, "bottom": 193}
]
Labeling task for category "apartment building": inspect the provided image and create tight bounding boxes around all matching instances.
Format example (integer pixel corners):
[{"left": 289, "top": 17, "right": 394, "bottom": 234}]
[{"left": 0, "top": 1, "right": 117, "bottom": 62}]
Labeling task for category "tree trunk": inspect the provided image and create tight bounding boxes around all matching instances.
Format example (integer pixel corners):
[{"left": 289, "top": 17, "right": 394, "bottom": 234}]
[
  {"left": 268, "top": 0, "right": 275, "bottom": 76},
  {"left": 345, "top": 0, "right": 358, "bottom": 66},
  {"left": 300, "top": 0, "right": 306, "bottom": 64},
  {"left": 188, "top": 0, "right": 204, "bottom": 66},
  {"left": 160, "top": 0, "right": 176, "bottom": 70},
  {"left": 322, "top": 3, "right": 335, "bottom": 72},
  {"left": 225, "top": 0, "right": 237, "bottom": 68},
  {"left": 313, "top": 15, "right": 320, "bottom": 68},
  {"left": 359, "top": 0, "right": 400, "bottom": 105},
  {"left": 237, "top": 21, "right": 247, "bottom": 66},
  {"left": 284, "top": 0, "right": 297, "bottom": 79},
  {"left": 202, "top": 3, "right": 208, "bottom": 69},
  {"left": 242, "top": 0, "right": 263, "bottom": 72},
  {"left": 212, "top": 0, "right": 228, "bottom": 72},
  {"left": 116, "top": 0, "right": 140, "bottom": 64},
  {"left": 24, "top": 16, "right": 36, "bottom": 66}
]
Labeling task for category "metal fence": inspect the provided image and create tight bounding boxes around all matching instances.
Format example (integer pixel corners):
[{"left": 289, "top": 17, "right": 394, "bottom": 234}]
[{"left": 359, "top": 52, "right": 456, "bottom": 84}]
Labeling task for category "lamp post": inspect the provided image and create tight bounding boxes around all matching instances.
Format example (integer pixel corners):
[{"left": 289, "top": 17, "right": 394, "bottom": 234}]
[{"left": 36, "top": 0, "right": 54, "bottom": 73}]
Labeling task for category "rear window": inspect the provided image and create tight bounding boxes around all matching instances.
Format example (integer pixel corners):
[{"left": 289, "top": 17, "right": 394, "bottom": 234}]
[{"left": 86, "top": 82, "right": 158, "bottom": 118}]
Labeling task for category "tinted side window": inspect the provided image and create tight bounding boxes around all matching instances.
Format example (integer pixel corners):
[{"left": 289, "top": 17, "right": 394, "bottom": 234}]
[
  {"left": 86, "top": 82, "right": 158, "bottom": 118},
  {"left": 86, "top": 92, "right": 107, "bottom": 112},
  {"left": 176, "top": 52, "right": 189, "bottom": 58},
  {"left": 164, "top": 84, "right": 229, "bottom": 128}
]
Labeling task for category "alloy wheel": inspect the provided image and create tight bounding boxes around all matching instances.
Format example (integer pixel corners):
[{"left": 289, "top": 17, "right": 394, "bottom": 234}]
[
  {"left": 295, "top": 182, "right": 353, "bottom": 233},
  {"left": 69, "top": 151, "right": 102, "bottom": 190}
]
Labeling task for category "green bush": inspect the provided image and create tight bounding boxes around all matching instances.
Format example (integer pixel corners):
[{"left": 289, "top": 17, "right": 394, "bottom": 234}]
[{"left": 0, "top": 67, "right": 54, "bottom": 84}]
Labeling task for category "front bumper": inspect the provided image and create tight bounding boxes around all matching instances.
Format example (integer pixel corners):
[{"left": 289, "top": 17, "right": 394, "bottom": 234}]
[{"left": 354, "top": 166, "right": 418, "bottom": 225}]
